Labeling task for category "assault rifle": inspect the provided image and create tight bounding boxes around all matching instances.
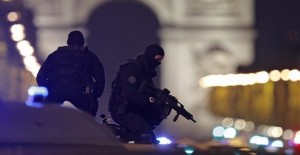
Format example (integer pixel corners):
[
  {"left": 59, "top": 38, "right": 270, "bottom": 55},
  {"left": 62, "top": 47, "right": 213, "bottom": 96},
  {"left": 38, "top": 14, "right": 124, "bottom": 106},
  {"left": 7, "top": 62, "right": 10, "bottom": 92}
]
[{"left": 139, "top": 81, "right": 196, "bottom": 123}]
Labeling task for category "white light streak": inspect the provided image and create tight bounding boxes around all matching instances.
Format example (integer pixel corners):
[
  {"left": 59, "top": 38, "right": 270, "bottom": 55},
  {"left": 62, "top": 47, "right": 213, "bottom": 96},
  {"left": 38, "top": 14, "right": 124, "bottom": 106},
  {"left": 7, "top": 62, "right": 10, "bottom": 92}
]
[{"left": 200, "top": 69, "right": 300, "bottom": 87}]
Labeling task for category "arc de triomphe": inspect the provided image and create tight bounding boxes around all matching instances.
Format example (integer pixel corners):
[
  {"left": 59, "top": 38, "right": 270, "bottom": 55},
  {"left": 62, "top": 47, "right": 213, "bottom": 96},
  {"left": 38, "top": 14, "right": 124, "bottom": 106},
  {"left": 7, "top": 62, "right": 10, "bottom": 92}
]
[{"left": 23, "top": 0, "right": 255, "bottom": 141}]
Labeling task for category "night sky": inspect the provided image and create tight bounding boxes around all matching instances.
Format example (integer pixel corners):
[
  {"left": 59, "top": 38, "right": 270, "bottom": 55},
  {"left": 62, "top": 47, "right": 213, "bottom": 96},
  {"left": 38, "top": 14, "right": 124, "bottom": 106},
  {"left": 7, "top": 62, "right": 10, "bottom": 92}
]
[{"left": 240, "top": 0, "right": 300, "bottom": 72}]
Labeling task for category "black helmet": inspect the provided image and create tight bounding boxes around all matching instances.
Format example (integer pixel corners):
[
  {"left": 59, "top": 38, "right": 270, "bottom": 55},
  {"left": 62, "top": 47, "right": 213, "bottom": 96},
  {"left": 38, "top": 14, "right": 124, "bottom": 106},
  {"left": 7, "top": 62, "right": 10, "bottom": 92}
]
[
  {"left": 144, "top": 44, "right": 164, "bottom": 68},
  {"left": 67, "top": 30, "right": 85, "bottom": 46}
]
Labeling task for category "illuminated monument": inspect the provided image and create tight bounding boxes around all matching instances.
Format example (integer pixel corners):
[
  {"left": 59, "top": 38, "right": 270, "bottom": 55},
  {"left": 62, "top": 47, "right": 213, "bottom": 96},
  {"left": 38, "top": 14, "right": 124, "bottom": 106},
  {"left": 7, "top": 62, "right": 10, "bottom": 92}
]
[{"left": 23, "top": 0, "right": 255, "bottom": 140}]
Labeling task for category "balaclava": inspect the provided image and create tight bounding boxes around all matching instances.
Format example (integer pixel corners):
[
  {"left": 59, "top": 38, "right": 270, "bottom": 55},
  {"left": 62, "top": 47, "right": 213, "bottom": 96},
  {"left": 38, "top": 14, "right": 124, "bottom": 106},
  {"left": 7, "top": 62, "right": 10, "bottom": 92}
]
[
  {"left": 67, "top": 30, "right": 85, "bottom": 46},
  {"left": 144, "top": 44, "right": 164, "bottom": 68}
]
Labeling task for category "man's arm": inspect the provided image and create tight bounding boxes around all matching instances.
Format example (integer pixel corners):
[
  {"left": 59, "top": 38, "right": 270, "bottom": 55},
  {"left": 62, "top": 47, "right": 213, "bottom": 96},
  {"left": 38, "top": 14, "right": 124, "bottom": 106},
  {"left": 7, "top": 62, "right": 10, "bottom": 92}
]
[
  {"left": 36, "top": 54, "right": 53, "bottom": 87},
  {"left": 90, "top": 53, "right": 105, "bottom": 98},
  {"left": 119, "top": 64, "right": 151, "bottom": 106}
]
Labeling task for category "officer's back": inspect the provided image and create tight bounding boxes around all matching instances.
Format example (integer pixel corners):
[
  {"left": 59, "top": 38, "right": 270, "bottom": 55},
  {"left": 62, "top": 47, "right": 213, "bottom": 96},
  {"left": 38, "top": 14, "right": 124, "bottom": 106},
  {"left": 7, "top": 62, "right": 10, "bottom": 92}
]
[
  {"left": 36, "top": 30, "right": 106, "bottom": 117},
  {"left": 49, "top": 46, "right": 89, "bottom": 84}
]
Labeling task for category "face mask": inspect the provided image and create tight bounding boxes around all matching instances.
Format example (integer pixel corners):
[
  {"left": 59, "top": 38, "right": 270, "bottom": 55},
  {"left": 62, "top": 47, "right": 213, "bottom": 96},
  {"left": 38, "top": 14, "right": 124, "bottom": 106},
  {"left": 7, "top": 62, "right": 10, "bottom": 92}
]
[
  {"left": 144, "top": 44, "right": 164, "bottom": 68},
  {"left": 148, "top": 59, "right": 161, "bottom": 68}
]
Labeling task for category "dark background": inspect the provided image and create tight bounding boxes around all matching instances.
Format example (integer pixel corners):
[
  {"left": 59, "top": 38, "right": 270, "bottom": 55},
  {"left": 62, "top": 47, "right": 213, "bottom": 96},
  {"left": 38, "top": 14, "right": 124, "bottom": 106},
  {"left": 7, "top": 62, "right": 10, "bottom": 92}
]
[
  {"left": 239, "top": 0, "right": 300, "bottom": 72},
  {"left": 86, "top": 1, "right": 160, "bottom": 114}
]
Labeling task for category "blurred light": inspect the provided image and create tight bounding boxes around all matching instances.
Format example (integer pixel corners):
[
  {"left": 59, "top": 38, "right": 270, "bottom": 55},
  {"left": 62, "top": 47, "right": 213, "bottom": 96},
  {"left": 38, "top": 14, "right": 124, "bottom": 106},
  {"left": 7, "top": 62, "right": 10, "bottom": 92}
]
[
  {"left": 184, "top": 146, "right": 195, "bottom": 155},
  {"left": 200, "top": 69, "right": 300, "bottom": 87},
  {"left": 271, "top": 140, "right": 284, "bottom": 148},
  {"left": 25, "top": 63, "right": 41, "bottom": 77},
  {"left": 250, "top": 135, "right": 269, "bottom": 145},
  {"left": 255, "top": 71, "right": 269, "bottom": 83},
  {"left": 293, "top": 131, "right": 300, "bottom": 144},
  {"left": 10, "top": 24, "right": 25, "bottom": 41},
  {"left": 242, "top": 73, "right": 256, "bottom": 86},
  {"left": 157, "top": 137, "right": 172, "bottom": 145},
  {"left": 10, "top": 24, "right": 24, "bottom": 32},
  {"left": 11, "top": 32, "right": 25, "bottom": 42},
  {"left": 224, "top": 127, "right": 237, "bottom": 139},
  {"left": 26, "top": 86, "right": 48, "bottom": 108},
  {"left": 6, "top": 11, "right": 41, "bottom": 78},
  {"left": 23, "top": 55, "right": 37, "bottom": 66},
  {"left": 268, "top": 127, "right": 283, "bottom": 138},
  {"left": 249, "top": 136, "right": 259, "bottom": 144},
  {"left": 199, "top": 75, "right": 219, "bottom": 88},
  {"left": 212, "top": 126, "right": 225, "bottom": 137},
  {"left": 25, "top": 62, "right": 40, "bottom": 78},
  {"left": 16, "top": 40, "right": 30, "bottom": 49},
  {"left": 289, "top": 69, "right": 300, "bottom": 81},
  {"left": 261, "top": 137, "right": 270, "bottom": 145},
  {"left": 234, "top": 119, "right": 246, "bottom": 130},
  {"left": 262, "top": 126, "right": 270, "bottom": 136},
  {"left": 28, "top": 86, "right": 48, "bottom": 97},
  {"left": 17, "top": 40, "right": 34, "bottom": 56},
  {"left": 224, "top": 74, "right": 235, "bottom": 86},
  {"left": 270, "top": 70, "right": 281, "bottom": 82},
  {"left": 281, "top": 69, "right": 290, "bottom": 81},
  {"left": 243, "top": 121, "right": 255, "bottom": 132},
  {"left": 7, "top": 12, "right": 20, "bottom": 22},
  {"left": 19, "top": 45, "right": 34, "bottom": 56},
  {"left": 283, "top": 129, "right": 294, "bottom": 140},
  {"left": 222, "top": 117, "right": 234, "bottom": 127}
]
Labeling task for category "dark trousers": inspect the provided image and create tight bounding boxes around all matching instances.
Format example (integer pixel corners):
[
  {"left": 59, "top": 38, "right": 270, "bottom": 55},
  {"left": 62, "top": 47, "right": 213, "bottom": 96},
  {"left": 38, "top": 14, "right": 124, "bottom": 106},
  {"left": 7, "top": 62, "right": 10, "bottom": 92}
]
[
  {"left": 111, "top": 111, "right": 158, "bottom": 143},
  {"left": 46, "top": 84, "right": 98, "bottom": 116}
]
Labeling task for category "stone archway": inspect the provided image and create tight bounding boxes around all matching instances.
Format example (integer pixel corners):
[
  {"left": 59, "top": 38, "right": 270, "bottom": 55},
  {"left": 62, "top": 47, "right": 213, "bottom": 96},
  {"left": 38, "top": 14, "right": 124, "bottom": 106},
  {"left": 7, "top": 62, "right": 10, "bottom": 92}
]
[{"left": 86, "top": 0, "right": 161, "bottom": 116}]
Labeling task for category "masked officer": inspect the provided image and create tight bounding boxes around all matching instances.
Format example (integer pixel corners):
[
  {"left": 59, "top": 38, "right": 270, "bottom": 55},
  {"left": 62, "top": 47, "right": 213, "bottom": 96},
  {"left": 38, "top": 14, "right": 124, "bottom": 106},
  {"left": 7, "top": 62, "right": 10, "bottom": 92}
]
[{"left": 109, "top": 44, "right": 170, "bottom": 144}]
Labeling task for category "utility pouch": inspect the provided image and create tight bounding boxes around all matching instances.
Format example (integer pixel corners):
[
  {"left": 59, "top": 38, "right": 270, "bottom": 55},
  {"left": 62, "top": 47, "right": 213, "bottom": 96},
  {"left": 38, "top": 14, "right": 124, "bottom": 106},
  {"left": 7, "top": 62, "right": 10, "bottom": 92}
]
[
  {"left": 108, "top": 90, "right": 127, "bottom": 114},
  {"left": 109, "top": 79, "right": 128, "bottom": 115}
]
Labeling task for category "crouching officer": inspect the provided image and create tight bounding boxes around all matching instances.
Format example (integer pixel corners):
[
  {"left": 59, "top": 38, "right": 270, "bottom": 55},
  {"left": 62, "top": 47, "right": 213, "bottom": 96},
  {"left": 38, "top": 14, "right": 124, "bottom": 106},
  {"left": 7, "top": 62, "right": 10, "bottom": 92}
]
[
  {"left": 36, "top": 30, "right": 105, "bottom": 117},
  {"left": 108, "top": 44, "right": 171, "bottom": 144}
]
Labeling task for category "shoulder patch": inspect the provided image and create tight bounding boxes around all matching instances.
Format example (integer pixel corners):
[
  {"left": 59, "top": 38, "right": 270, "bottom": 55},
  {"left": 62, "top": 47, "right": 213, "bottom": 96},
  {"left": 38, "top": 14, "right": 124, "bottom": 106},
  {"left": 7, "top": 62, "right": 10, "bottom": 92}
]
[{"left": 128, "top": 76, "right": 137, "bottom": 84}]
